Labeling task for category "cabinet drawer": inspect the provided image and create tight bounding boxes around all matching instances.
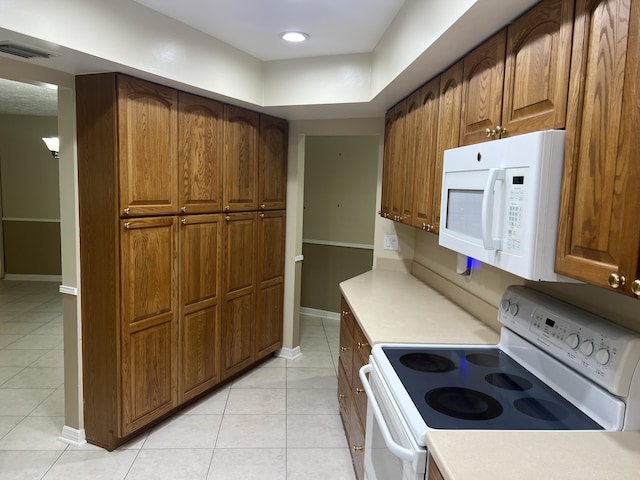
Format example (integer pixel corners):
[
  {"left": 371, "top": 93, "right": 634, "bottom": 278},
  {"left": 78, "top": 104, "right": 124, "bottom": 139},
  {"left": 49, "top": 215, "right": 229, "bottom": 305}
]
[{"left": 338, "top": 361, "right": 351, "bottom": 431}]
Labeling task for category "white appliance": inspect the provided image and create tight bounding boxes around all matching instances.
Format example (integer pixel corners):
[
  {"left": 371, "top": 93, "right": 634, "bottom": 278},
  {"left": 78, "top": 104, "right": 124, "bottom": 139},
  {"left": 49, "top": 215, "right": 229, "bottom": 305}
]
[
  {"left": 439, "top": 130, "right": 565, "bottom": 281},
  {"left": 359, "top": 286, "right": 640, "bottom": 480}
]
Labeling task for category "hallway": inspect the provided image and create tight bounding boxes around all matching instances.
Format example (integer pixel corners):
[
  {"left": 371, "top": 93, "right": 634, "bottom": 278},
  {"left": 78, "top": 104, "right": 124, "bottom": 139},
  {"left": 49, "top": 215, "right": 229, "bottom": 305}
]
[{"left": 0, "top": 280, "right": 355, "bottom": 479}]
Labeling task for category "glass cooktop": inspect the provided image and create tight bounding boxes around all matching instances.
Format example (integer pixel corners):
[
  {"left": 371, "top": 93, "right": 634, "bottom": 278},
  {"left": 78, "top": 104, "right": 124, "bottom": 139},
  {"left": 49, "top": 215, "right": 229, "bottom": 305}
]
[{"left": 382, "top": 346, "right": 603, "bottom": 430}]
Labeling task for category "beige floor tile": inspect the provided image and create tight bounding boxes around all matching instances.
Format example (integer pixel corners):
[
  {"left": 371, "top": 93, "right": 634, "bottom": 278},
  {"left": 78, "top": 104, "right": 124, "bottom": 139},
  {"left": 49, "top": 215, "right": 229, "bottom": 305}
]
[
  {"left": 143, "top": 414, "right": 222, "bottom": 449},
  {"left": 0, "top": 366, "right": 23, "bottom": 385},
  {"left": 0, "top": 416, "right": 66, "bottom": 450},
  {"left": 0, "top": 349, "right": 46, "bottom": 367},
  {"left": 232, "top": 366, "right": 286, "bottom": 389},
  {"left": 0, "top": 335, "right": 22, "bottom": 349},
  {"left": 286, "top": 368, "right": 337, "bottom": 389},
  {"left": 287, "top": 448, "right": 356, "bottom": 480},
  {"left": 0, "top": 450, "right": 63, "bottom": 480},
  {"left": 5, "top": 334, "right": 62, "bottom": 350},
  {"left": 300, "top": 324, "right": 326, "bottom": 338},
  {"left": 260, "top": 356, "right": 287, "bottom": 368},
  {"left": 286, "top": 388, "right": 339, "bottom": 415},
  {"left": 30, "top": 349, "right": 64, "bottom": 368},
  {"left": 180, "top": 387, "right": 230, "bottom": 415},
  {"left": 30, "top": 321, "right": 64, "bottom": 336},
  {"left": 286, "top": 351, "right": 335, "bottom": 369},
  {"left": 216, "top": 415, "right": 286, "bottom": 448},
  {"left": 299, "top": 336, "right": 331, "bottom": 353},
  {"left": 125, "top": 449, "right": 213, "bottom": 480},
  {"left": 42, "top": 449, "right": 138, "bottom": 480},
  {"left": 208, "top": 448, "right": 286, "bottom": 480},
  {"left": 15, "top": 311, "right": 61, "bottom": 323},
  {"left": 0, "top": 322, "right": 43, "bottom": 335},
  {"left": 287, "top": 414, "right": 347, "bottom": 448},
  {"left": 225, "top": 388, "right": 286, "bottom": 414},
  {"left": 2, "top": 366, "right": 64, "bottom": 389},
  {"left": 31, "top": 388, "right": 65, "bottom": 417},
  {"left": 0, "top": 416, "right": 22, "bottom": 438},
  {"left": 0, "top": 388, "right": 54, "bottom": 415}
]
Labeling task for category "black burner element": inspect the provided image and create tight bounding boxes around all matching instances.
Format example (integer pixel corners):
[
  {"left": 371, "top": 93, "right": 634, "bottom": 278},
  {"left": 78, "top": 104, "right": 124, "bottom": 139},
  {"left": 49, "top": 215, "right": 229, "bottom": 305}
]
[
  {"left": 400, "top": 353, "right": 456, "bottom": 373},
  {"left": 426, "top": 387, "right": 503, "bottom": 421},
  {"left": 486, "top": 373, "right": 533, "bottom": 391},
  {"left": 466, "top": 352, "right": 501, "bottom": 367},
  {"left": 514, "top": 398, "right": 568, "bottom": 422}
]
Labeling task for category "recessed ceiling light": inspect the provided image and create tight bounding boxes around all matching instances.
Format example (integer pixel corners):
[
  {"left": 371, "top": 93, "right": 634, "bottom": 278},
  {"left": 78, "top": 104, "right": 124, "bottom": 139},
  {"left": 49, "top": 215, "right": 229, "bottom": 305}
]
[{"left": 281, "top": 32, "right": 309, "bottom": 43}]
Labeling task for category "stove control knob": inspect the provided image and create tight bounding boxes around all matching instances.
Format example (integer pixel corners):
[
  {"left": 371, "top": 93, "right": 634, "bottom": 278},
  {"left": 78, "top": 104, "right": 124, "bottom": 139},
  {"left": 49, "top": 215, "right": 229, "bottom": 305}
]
[
  {"left": 580, "top": 340, "right": 594, "bottom": 357},
  {"left": 595, "top": 348, "right": 611, "bottom": 366},
  {"left": 566, "top": 333, "right": 580, "bottom": 350},
  {"left": 508, "top": 303, "right": 519, "bottom": 316},
  {"left": 501, "top": 299, "right": 511, "bottom": 312}
]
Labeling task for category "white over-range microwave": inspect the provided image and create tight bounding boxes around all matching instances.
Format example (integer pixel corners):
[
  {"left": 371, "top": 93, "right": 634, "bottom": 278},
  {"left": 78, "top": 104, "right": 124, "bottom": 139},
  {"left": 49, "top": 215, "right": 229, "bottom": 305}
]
[{"left": 439, "top": 130, "right": 566, "bottom": 281}]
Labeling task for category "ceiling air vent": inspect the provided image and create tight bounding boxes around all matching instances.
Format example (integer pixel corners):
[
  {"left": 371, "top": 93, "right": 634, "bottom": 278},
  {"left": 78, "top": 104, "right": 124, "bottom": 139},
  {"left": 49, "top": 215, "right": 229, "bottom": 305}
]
[{"left": 0, "top": 41, "right": 51, "bottom": 59}]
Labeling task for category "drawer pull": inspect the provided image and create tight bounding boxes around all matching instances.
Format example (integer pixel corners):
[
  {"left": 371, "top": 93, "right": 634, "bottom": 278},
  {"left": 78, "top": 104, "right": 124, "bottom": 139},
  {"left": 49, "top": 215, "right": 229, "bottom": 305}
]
[
  {"left": 357, "top": 342, "right": 369, "bottom": 349},
  {"left": 352, "top": 445, "right": 364, "bottom": 452},
  {"left": 339, "top": 393, "right": 346, "bottom": 399},
  {"left": 340, "top": 346, "right": 350, "bottom": 352},
  {"left": 355, "top": 388, "right": 364, "bottom": 394}
]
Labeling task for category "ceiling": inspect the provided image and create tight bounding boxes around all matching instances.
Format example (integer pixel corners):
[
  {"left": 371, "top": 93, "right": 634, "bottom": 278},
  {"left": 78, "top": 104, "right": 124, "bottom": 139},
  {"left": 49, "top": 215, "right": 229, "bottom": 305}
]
[
  {"left": 0, "top": 78, "right": 57, "bottom": 116},
  {"left": 132, "top": 0, "right": 407, "bottom": 61}
]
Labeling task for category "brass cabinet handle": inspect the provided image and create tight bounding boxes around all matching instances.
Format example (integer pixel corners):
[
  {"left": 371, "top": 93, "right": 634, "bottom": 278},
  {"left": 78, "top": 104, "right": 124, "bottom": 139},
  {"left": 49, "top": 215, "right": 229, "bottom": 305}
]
[
  {"left": 123, "top": 207, "right": 131, "bottom": 215},
  {"left": 181, "top": 206, "right": 187, "bottom": 213},
  {"left": 494, "top": 125, "right": 507, "bottom": 137},
  {"left": 181, "top": 218, "right": 187, "bottom": 225},
  {"left": 260, "top": 204, "right": 266, "bottom": 209},
  {"left": 352, "top": 445, "right": 364, "bottom": 452},
  {"left": 355, "top": 388, "right": 364, "bottom": 394},
  {"left": 340, "top": 346, "right": 350, "bottom": 352},
  {"left": 608, "top": 273, "right": 626, "bottom": 289},
  {"left": 225, "top": 215, "right": 230, "bottom": 221},
  {"left": 485, "top": 128, "right": 494, "bottom": 138},
  {"left": 339, "top": 393, "right": 345, "bottom": 399},
  {"left": 357, "top": 342, "right": 369, "bottom": 349},
  {"left": 342, "top": 310, "right": 349, "bottom": 317},
  {"left": 124, "top": 222, "right": 131, "bottom": 229},
  {"left": 631, "top": 279, "right": 640, "bottom": 297},
  {"left": 259, "top": 213, "right": 265, "bottom": 218},
  {"left": 225, "top": 205, "right": 231, "bottom": 211}
]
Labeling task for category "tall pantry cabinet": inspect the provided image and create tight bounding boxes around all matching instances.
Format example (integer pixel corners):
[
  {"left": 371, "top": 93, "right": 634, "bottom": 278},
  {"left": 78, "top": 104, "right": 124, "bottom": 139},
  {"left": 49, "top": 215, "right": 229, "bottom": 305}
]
[{"left": 76, "top": 73, "right": 288, "bottom": 450}]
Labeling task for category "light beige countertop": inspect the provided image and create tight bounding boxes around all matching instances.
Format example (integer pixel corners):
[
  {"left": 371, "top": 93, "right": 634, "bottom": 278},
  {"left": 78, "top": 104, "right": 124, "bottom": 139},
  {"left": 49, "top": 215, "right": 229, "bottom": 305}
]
[
  {"left": 339, "top": 269, "right": 499, "bottom": 346},
  {"left": 426, "top": 430, "right": 640, "bottom": 480}
]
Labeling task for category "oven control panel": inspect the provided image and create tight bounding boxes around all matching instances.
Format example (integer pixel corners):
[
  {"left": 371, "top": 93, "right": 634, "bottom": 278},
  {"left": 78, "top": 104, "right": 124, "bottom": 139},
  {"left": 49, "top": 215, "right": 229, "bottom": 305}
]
[{"left": 499, "top": 286, "right": 640, "bottom": 396}]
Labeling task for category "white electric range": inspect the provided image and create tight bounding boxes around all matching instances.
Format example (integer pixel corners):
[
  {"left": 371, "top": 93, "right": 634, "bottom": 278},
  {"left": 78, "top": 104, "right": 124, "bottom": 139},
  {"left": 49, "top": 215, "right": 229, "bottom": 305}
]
[{"left": 359, "top": 285, "right": 640, "bottom": 480}]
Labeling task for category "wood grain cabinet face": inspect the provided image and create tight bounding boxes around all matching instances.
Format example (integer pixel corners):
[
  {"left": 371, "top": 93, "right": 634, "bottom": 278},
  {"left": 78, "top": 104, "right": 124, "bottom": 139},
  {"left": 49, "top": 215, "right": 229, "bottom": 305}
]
[
  {"left": 117, "top": 75, "right": 179, "bottom": 216},
  {"left": 256, "top": 210, "right": 286, "bottom": 358},
  {"left": 502, "top": 0, "right": 574, "bottom": 135},
  {"left": 221, "top": 212, "right": 258, "bottom": 379},
  {"left": 556, "top": 0, "right": 640, "bottom": 297},
  {"left": 119, "top": 216, "right": 178, "bottom": 435},
  {"left": 179, "top": 214, "right": 222, "bottom": 402},
  {"left": 381, "top": 102, "right": 408, "bottom": 222},
  {"left": 178, "top": 93, "right": 224, "bottom": 214},
  {"left": 411, "top": 77, "right": 441, "bottom": 232},
  {"left": 460, "top": 29, "right": 507, "bottom": 146},
  {"left": 223, "top": 105, "right": 259, "bottom": 212},
  {"left": 259, "top": 115, "right": 288, "bottom": 211}
]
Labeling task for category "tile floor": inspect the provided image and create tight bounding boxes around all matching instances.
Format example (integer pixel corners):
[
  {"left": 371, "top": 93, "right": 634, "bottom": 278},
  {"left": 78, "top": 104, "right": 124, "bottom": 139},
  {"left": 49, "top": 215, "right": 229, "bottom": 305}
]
[{"left": 0, "top": 279, "right": 356, "bottom": 480}]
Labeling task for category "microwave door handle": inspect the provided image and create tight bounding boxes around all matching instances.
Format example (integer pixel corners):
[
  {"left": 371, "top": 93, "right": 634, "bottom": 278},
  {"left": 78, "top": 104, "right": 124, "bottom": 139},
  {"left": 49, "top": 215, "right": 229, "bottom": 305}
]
[
  {"left": 481, "top": 168, "right": 505, "bottom": 250},
  {"left": 359, "top": 364, "right": 416, "bottom": 463}
]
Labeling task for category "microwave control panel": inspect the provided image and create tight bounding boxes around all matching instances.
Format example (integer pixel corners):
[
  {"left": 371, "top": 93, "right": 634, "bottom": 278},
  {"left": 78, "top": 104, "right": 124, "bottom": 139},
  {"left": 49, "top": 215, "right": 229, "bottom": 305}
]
[{"left": 504, "top": 168, "right": 528, "bottom": 253}]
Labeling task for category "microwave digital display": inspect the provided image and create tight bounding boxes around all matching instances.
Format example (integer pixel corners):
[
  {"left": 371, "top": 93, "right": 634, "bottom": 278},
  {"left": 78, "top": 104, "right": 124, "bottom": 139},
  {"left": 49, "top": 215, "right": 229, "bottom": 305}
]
[{"left": 513, "top": 176, "right": 524, "bottom": 185}]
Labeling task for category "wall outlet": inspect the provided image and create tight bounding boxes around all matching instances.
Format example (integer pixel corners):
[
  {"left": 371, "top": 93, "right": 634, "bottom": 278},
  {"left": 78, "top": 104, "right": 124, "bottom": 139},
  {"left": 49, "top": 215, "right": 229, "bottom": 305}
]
[{"left": 384, "top": 234, "right": 399, "bottom": 251}]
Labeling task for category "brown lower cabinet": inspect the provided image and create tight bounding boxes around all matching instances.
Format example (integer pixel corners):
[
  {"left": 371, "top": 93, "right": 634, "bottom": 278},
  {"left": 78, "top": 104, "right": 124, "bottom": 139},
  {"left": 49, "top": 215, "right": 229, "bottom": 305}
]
[
  {"left": 428, "top": 456, "right": 446, "bottom": 480},
  {"left": 338, "top": 296, "right": 371, "bottom": 480}
]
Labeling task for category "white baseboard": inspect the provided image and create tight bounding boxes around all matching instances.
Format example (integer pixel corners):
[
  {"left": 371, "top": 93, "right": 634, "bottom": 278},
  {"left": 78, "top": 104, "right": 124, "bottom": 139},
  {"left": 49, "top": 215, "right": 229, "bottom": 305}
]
[
  {"left": 276, "top": 346, "right": 302, "bottom": 360},
  {"left": 3, "top": 274, "right": 62, "bottom": 282},
  {"left": 300, "top": 307, "right": 340, "bottom": 322},
  {"left": 58, "top": 425, "right": 86, "bottom": 447}
]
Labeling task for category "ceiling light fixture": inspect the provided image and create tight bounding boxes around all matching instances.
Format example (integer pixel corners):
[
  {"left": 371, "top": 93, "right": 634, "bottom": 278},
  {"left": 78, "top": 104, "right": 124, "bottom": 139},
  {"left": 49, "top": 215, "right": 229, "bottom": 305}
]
[{"left": 281, "top": 32, "right": 309, "bottom": 43}]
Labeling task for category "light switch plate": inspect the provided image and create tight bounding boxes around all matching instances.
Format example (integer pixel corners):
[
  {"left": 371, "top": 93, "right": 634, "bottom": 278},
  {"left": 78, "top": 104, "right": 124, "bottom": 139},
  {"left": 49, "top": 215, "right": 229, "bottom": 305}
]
[{"left": 384, "top": 234, "right": 398, "bottom": 251}]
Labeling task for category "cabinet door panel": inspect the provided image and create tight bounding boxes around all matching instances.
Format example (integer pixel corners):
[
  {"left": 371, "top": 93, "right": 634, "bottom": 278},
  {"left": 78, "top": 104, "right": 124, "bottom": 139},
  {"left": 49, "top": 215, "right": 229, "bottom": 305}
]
[
  {"left": 460, "top": 30, "right": 506, "bottom": 145},
  {"left": 179, "top": 214, "right": 221, "bottom": 402},
  {"left": 256, "top": 282, "right": 283, "bottom": 358},
  {"left": 181, "top": 306, "right": 220, "bottom": 401},
  {"left": 556, "top": 0, "right": 640, "bottom": 295},
  {"left": 259, "top": 115, "right": 288, "bottom": 210},
  {"left": 389, "top": 102, "right": 407, "bottom": 221},
  {"left": 502, "top": 0, "right": 574, "bottom": 135},
  {"left": 433, "top": 61, "right": 463, "bottom": 233},
  {"left": 224, "top": 105, "right": 259, "bottom": 212},
  {"left": 118, "top": 75, "right": 178, "bottom": 216},
  {"left": 411, "top": 77, "right": 441, "bottom": 231},
  {"left": 380, "top": 110, "right": 394, "bottom": 218},
  {"left": 120, "top": 216, "right": 178, "bottom": 435},
  {"left": 178, "top": 92, "right": 223, "bottom": 214},
  {"left": 258, "top": 211, "right": 285, "bottom": 284},
  {"left": 221, "top": 292, "right": 255, "bottom": 377}
]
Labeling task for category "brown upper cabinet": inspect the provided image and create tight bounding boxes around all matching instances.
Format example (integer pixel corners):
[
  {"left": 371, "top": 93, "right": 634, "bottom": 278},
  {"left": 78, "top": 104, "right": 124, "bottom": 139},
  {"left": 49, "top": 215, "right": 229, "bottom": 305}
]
[
  {"left": 460, "top": 0, "right": 574, "bottom": 145},
  {"left": 223, "top": 105, "right": 259, "bottom": 212},
  {"left": 259, "top": 115, "right": 288, "bottom": 210},
  {"left": 118, "top": 75, "right": 179, "bottom": 216},
  {"left": 380, "top": 101, "right": 407, "bottom": 222},
  {"left": 556, "top": 0, "right": 640, "bottom": 299},
  {"left": 178, "top": 92, "right": 224, "bottom": 214}
]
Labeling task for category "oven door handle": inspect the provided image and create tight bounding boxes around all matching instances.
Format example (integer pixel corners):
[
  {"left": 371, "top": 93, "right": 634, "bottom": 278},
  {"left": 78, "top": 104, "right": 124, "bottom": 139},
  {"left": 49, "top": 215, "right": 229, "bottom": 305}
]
[{"left": 359, "top": 364, "right": 416, "bottom": 463}]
